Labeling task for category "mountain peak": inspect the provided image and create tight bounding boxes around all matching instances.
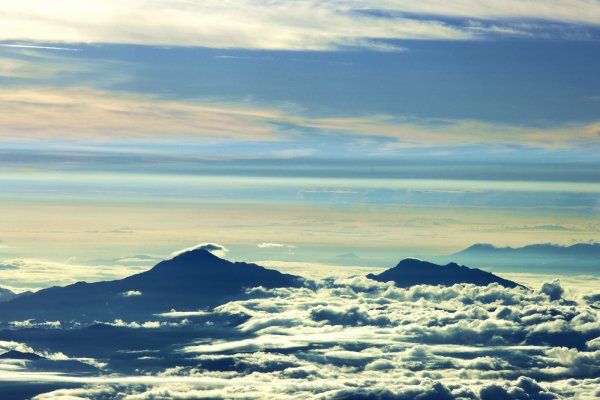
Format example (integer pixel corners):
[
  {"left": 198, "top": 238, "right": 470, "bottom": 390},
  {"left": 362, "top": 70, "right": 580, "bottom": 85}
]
[
  {"left": 147, "top": 248, "right": 229, "bottom": 275},
  {"left": 465, "top": 243, "right": 498, "bottom": 251},
  {"left": 171, "top": 247, "right": 221, "bottom": 260},
  {"left": 0, "top": 249, "right": 304, "bottom": 322},
  {"left": 395, "top": 258, "right": 437, "bottom": 268},
  {"left": 368, "top": 258, "right": 519, "bottom": 288}
]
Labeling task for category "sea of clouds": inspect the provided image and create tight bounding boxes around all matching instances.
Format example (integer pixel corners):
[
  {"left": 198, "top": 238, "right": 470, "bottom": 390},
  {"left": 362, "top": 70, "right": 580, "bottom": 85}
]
[{"left": 1, "top": 275, "right": 598, "bottom": 399}]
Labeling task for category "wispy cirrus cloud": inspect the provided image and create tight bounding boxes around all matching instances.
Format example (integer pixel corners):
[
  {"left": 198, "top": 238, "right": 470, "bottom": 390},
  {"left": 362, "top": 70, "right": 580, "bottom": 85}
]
[
  {"left": 0, "top": 57, "right": 68, "bottom": 79},
  {"left": 0, "top": 87, "right": 279, "bottom": 143},
  {"left": 0, "top": 44, "right": 77, "bottom": 51},
  {"left": 0, "top": 1, "right": 468, "bottom": 52},
  {"left": 1, "top": 1, "right": 598, "bottom": 52},
  {"left": 370, "top": 0, "right": 600, "bottom": 25},
  {"left": 303, "top": 116, "right": 600, "bottom": 150},
  {"left": 1, "top": 86, "right": 599, "bottom": 151}
]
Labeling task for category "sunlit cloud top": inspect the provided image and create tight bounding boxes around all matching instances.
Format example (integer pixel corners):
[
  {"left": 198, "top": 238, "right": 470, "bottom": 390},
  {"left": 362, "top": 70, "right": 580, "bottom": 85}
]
[{"left": 1, "top": 1, "right": 600, "bottom": 51}]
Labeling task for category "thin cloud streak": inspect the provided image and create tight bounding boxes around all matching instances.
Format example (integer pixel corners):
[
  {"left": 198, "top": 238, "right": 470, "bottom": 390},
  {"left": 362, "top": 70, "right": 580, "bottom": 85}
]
[
  {"left": 370, "top": 0, "right": 600, "bottom": 25},
  {"left": 0, "top": 43, "right": 77, "bottom": 51},
  {"left": 0, "top": 87, "right": 279, "bottom": 143},
  {"left": 1, "top": 87, "right": 599, "bottom": 150}
]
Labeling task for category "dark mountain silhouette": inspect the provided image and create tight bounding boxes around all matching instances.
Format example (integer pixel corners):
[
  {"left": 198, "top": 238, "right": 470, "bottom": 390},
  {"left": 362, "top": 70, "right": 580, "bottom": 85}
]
[
  {"left": 366, "top": 258, "right": 520, "bottom": 288},
  {"left": 437, "top": 243, "right": 600, "bottom": 274},
  {"left": 0, "top": 350, "right": 43, "bottom": 360},
  {"left": 0, "top": 249, "right": 304, "bottom": 323},
  {"left": 0, "top": 287, "right": 18, "bottom": 303}
]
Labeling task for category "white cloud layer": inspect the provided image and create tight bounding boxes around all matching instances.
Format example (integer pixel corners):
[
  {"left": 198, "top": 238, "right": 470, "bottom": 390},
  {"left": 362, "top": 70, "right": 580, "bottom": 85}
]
[
  {"left": 1, "top": 1, "right": 599, "bottom": 51},
  {"left": 0, "top": 257, "right": 146, "bottom": 292},
  {"left": 2, "top": 275, "right": 595, "bottom": 399}
]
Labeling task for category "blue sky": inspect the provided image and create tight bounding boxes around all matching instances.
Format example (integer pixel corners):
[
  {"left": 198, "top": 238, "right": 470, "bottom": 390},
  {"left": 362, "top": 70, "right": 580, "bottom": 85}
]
[{"left": 0, "top": 0, "right": 599, "bottom": 286}]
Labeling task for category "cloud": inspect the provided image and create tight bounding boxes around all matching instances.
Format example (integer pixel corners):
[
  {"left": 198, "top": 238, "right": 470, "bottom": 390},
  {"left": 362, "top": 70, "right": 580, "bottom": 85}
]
[
  {"left": 257, "top": 242, "right": 295, "bottom": 249},
  {"left": 2, "top": 1, "right": 600, "bottom": 51},
  {"left": 0, "top": 58, "right": 58, "bottom": 79},
  {"left": 2, "top": 271, "right": 599, "bottom": 399},
  {"left": 479, "top": 376, "right": 559, "bottom": 400},
  {"left": 310, "top": 304, "right": 390, "bottom": 327},
  {"left": 0, "top": 340, "right": 37, "bottom": 355},
  {"left": 0, "top": 1, "right": 470, "bottom": 52},
  {"left": 121, "top": 290, "right": 142, "bottom": 297},
  {"left": 0, "top": 260, "right": 22, "bottom": 270},
  {"left": 0, "top": 257, "right": 146, "bottom": 292},
  {"left": 504, "top": 225, "right": 576, "bottom": 232},
  {"left": 307, "top": 116, "right": 600, "bottom": 150},
  {"left": 170, "top": 243, "right": 229, "bottom": 258},
  {"left": 587, "top": 337, "right": 600, "bottom": 350},
  {"left": 156, "top": 310, "right": 210, "bottom": 318},
  {"left": 0, "top": 43, "right": 77, "bottom": 51},
  {"left": 539, "top": 279, "right": 564, "bottom": 301},
  {"left": 10, "top": 320, "right": 61, "bottom": 329},
  {"left": 0, "top": 87, "right": 279, "bottom": 144},
  {"left": 115, "top": 255, "right": 162, "bottom": 265},
  {"left": 101, "top": 319, "right": 162, "bottom": 329},
  {"left": 545, "top": 347, "right": 600, "bottom": 378},
  {"left": 1, "top": 86, "right": 599, "bottom": 152},
  {"left": 372, "top": 1, "right": 600, "bottom": 26}
]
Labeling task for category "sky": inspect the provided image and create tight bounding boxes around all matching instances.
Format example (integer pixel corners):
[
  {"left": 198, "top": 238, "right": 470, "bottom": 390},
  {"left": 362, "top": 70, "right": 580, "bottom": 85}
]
[{"left": 0, "top": 0, "right": 599, "bottom": 288}]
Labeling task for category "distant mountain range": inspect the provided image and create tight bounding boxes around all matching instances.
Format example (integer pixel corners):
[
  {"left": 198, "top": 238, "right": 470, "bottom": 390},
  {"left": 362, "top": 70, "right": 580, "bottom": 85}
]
[
  {"left": 367, "top": 258, "right": 520, "bottom": 288},
  {"left": 0, "top": 248, "right": 528, "bottom": 324},
  {"left": 0, "top": 249, "right": 304, "bottom": 323},
  {"left": 436, "top": 243, "right": 600, "bottom": 274}
]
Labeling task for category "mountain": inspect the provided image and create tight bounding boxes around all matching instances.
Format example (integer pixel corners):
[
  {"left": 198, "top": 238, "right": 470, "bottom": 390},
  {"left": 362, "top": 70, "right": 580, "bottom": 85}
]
[
  {"left": 0, "top": 350, "right": 43, "bottom": 360},
  {"left": 366, "top": 258, "right": 520, "bottom": 288},
  {"left": 0, "top": 287, "right": 18, "bottom": 303},
  {"left": 437, "top": 243, "right": 600, "bottom": 274},
  {"left": 0, "top": 249, "right": 304, "bottom": 323},
  {"left": 455, "top": 242, "right": 600, "bottom": 258},
  {"left": 321, "top": 253, "right": 378, "bottom": 267}
]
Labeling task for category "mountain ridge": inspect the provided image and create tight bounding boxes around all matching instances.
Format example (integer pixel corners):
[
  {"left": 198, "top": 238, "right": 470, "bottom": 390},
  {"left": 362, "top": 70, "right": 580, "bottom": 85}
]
[
  {"left": 0, "top": 249, "right": 304, "bottom": 323},
  {"left": 367, "top": 258, "right": 521, "bottom": 288},
  {"left": 437, "top": 242, "right": 600, "bottom": 274}
]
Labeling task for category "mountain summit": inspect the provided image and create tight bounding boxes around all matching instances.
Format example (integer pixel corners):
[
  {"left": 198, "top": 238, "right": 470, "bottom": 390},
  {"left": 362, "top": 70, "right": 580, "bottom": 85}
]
[
  {"left": 366, "top": 258, "right": 520, "bottom": 288},
  {"left": 0, "top": 249, "right": 304, "bottom": 323}
]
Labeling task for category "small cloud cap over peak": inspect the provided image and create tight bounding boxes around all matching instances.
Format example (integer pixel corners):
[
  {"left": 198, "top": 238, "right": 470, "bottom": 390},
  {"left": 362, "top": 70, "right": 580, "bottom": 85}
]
[{"left": 170, "top": 243, "right": 229, "bottom": 258}]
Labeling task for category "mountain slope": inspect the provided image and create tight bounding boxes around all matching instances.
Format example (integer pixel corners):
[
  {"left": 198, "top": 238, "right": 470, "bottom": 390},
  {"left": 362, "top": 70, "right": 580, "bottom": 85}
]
[
  {"left": 366, "top": 258, "right": 520, "bottom": 288},
  {"left": 0, "top": 249, "right": 304, "bottom": 323},
  {"left": 0, "top": 287, "right": 18, "bottom": 303}
]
